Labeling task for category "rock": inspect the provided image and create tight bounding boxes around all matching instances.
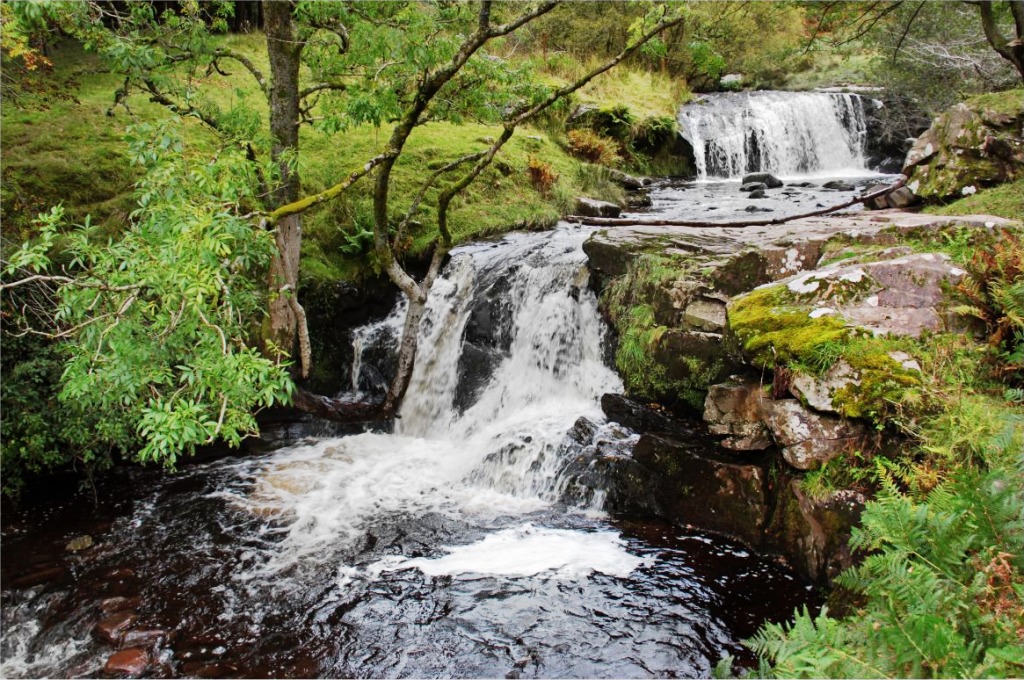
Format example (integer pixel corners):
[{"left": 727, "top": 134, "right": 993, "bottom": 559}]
[
  {"left": 625, "top": 192, "right": 653, "bottom": 210},
  {"left": 788, "top": 181, "right": 816, "bottom": 188},
  {"left": 886, "top": 186, "right": 917, "bottom": 209},
  {"left": 888, "top": 350, "right": 921, "bottom": 372},
  {"left": 789, "top": 361, "right": 858, "bottom": 414},
  {"left": 601, "top": 394, "right": 699, "bottom": 437},
  {"left": 607, "top": 169, "right": 649, "bottom": 190},
  {"left": 748, "top": 189, "right": 767, "bottom": 199},
  {"left": 103, "top": 648, "right": 150, "bottom": 678},
  {"left": 632, "top": 433, "right": 768, "bottom": 546},
  {"left": 766, "top": 400, "right": 869, "bottom": 470},
  {"left": 574, "top": 197, "right": 621, "bottom": 218},
  {"left": 903, "top": 94, "right": 1024, "bottom": 201},
  {"left": 99, "top": 597, "right": 143, "bottom": 615},
  {"left": 744, "top": 204, "right": 771, "bottom": 212},
  {"left": 703, "top": 380, "right": 773, "bottom": 450},
  {"left": 861, "top": 183, "right": 892, "bottom": 210},
  {"left": 682, "top": 298, "right": 727, "bottom": 333},
  {"left": 822, "top": 180, "right": 855, "bottom": 191},
  {"left": 772, "top": 252, "right": 967, "bottom": 337},
  {"left": 720, "top": 73, "right": 744, "bottom": 88},
  {"left": 651, "top": 330, "right": 734, "bottom": 399},
  {"left": 740, "top": 182, "right": 768, "bottom": 192},
  {"left": 94, "top": 611, "right": 138, "bottom": 645},
  {"left": 121, "top": 628, "right": 168, "bottom": 649},
  {"left": 66, "top": 535, "right": 94, "bottom": 552},
  {"left": 741, "top": 172, "right": 784, "bottom": 188},
  {"left": 766, "top": 480, "right": 867, "bottom": 583}
]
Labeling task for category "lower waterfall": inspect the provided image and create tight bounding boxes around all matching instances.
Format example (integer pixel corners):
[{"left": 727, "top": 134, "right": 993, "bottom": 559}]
[{"left": 1, "top": 224, "right": 815, "bottom": 679}]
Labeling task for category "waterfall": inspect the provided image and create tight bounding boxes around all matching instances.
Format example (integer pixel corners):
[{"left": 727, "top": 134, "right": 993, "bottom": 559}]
[
  {"left": 230, "top": 225, "right": 624, "bottom": 579},
  {"left": 677, "top": 91, "right": 871, "bottom": 180}
]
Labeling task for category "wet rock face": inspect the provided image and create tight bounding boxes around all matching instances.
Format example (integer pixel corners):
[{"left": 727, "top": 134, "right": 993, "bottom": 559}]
[
  {"left": 766, "top": 480, "right": 867, "bottom": 583},
  {"left": 903, "top": 95, "right": 1024, "bottom": 201},
  {"left": 631, "top": 433, "right": 768, "bottom": 546}
]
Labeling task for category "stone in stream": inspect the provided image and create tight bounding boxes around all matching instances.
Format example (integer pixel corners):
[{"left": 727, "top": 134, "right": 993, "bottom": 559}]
[
  {"left": 748, "top": 189, "right": 767, "bottom": 199},
  {"left": 99, "top": 596, "right": 143, "bottom": 615},
  {"left": 744, "top": 205, "right": 771, "bottom": 212},
  {"left": 121, "top": 628, "right": 169, "bottom": 649},
  {"left": 66, "top": 535, "right": 94, "bottom": 552},
  {"left": 740, "top": 182, "right": 768, "bottom": 192},
  {"left": 103, "top": 648, "right": 150, "bottom": 678},
  {"left": 625, "top": 192, "right": 653, "bottom": 210},
  {"left": 574, "top": 197, "right": 621, "bottom": 218},
  {"left": 741, "top": 172, "right": 784, "bottom": 188},
  {"left": 822, "top": 180, "right": 855, "bottom": 191},
  {"left": 94, "top": 611, "right": 138, "bottom": 645}
]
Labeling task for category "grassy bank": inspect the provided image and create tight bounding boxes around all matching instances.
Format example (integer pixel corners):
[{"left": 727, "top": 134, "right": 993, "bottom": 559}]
[{"left": 2, "top": 35, "right": 689, "bottom": 287}]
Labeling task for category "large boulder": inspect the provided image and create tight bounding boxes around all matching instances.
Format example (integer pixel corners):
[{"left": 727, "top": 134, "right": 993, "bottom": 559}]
[
  {"left": 769, "top": 252, "right": 967, "bottom": 338},
  {"left": 903, "top": 91, "right": 1024, "bottom": 201}
]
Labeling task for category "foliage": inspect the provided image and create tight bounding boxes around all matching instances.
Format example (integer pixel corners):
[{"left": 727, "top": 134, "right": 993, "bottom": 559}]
[
  {"left": 953, "top": 228, "right": 1024, "bottom": 385},
  {"left": 728, "top": 285, "right": 852, "bottom": 369},
  {"left": 752, "top": 453, "right": 1024, "bottom": 678},
  {"left": 2, "top": 123, "right": 293, "bottom": 468}
]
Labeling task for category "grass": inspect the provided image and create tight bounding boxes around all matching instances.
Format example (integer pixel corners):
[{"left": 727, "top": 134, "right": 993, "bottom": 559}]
[
  {"left": 923, "top": 177, "right": 1024, "bottom": 221},
  {"left": 1, "top": 35, "right": 638, "bottom": 286}
]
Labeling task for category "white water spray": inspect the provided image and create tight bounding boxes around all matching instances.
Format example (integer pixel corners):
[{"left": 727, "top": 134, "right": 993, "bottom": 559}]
[{"left": 227, "top": 225, "right": 624, "bottom": 580}]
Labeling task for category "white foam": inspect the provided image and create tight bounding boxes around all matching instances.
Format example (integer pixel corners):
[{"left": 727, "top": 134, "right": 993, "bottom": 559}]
[{"left": 375, "top": 524, "right": 651, "bottom": 579}]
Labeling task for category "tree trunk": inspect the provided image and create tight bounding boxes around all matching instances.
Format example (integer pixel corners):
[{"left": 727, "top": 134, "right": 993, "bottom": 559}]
[
  {"left": 383, "top": 288, "right": 428, "bottom": 415},
  {"left": 978, "top": 0, "right": 1024, "bottom": 84},
  {"left": 263, "top": 1, "right": 312, "bottom": 377}
]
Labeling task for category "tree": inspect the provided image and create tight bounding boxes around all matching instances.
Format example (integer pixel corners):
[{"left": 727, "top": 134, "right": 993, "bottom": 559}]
[{"left": 1, "top": 1, "right": 685, "bottom": 473}]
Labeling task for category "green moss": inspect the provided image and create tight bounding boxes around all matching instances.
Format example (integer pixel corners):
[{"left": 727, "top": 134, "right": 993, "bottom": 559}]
[
  {"left": 728, "top": 285, "right": 851, "bottom": 368},
  {"left": 831, "top": 342, "right": 923, "bottom": 425},
  {"left": 963, "top": 88, "right": 1024, "bottom": 117}
]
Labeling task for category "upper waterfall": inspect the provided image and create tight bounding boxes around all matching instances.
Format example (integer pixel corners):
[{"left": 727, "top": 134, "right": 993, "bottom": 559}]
[{"left": 677, "top": 91, "right": 873, "bottom": 180}]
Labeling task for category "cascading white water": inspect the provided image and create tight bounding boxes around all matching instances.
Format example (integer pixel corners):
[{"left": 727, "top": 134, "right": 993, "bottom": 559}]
[
  {"left": 677, "top": 91, "right": 870, "bottom": 180},
  {"left": 225, "top": 225, "right": 625, "bottom": 581}
]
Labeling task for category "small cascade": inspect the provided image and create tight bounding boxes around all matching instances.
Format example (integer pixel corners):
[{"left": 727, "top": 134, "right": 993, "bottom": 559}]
[
  {"left": 677, "top": 91, "right": 871, "bottom": 180},
  {"left": 227, "top": 225, "right": 623, "bottom": 579}
]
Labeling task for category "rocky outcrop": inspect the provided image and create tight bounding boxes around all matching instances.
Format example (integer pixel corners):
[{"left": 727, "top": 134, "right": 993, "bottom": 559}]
[
  {"left": 763, "top": 251, "right": 967, "bottom": 338},
  {"left": 903, "top": 91, "right": 1024, "bottom": 201},
  {"left": 586, "top": 209, "right": 1020, "bottom": 585}
]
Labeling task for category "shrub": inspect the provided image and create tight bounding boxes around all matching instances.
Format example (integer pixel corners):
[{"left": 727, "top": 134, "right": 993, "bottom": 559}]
[
  {"left": 526, "top": 155, "right": 558, "bottom": 195},
  {"left": 954, "top": 228, "right": 1024, "bottom": 386},
  {"left": 566, "top": 128, "right": 620, "bottom": 166}
]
